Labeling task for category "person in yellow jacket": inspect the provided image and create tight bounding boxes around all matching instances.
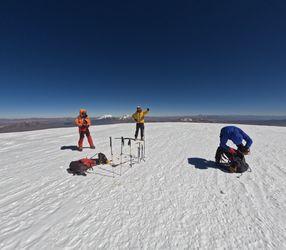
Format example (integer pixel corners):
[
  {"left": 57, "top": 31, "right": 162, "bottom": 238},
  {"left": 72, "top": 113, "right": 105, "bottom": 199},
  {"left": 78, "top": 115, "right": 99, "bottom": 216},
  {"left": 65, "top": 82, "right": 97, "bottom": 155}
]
[
  {"left": 132, "top": 106, "right": 149, "bottom": 140},
  {"left": 75, "top": 109, "right": 95, "bottom": 151}
]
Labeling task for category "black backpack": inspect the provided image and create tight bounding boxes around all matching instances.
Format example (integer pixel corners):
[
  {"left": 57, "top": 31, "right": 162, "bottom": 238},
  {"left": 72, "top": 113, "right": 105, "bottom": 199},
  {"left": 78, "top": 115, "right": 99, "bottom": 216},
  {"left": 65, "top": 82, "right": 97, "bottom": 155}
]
[
  {"left": 230, "top": 155, "right": 249, "bottom": 173},
  {"left": 68, "top": 161, "right": 89, "bottom": 176},
  {"left": 97, "top": 152, "right": 108, "bottom": 165},
  {"left": 67, "top": 153, "right": 108, "bottom": 176}
]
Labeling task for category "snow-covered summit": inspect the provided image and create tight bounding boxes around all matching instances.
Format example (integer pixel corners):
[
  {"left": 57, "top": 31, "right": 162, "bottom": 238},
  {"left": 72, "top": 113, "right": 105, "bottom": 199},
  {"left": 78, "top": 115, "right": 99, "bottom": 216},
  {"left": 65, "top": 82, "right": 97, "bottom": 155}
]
[
  {"left": 181, "top": 118, "right": 193, "bottom": 122},
  {"left": 97, "top": 114, "right": 113, "bottom": 120},
  {"left": 120, "top": 114, "right": 131, "bottom": 120},
  {"left": 0, "top": 123, "right": 285, "bottom": 249}
]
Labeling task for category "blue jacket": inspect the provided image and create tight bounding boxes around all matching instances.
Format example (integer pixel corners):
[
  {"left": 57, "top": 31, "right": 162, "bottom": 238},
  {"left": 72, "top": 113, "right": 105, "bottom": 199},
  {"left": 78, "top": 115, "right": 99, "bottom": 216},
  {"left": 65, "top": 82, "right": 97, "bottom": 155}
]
[{"left": 220, "top": 126, "right": 253, "bottom": 150}]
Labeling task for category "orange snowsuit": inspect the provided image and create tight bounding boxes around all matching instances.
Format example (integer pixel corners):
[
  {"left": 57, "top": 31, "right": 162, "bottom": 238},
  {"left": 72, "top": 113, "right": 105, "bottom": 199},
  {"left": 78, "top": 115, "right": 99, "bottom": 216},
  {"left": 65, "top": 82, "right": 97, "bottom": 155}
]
[
  {"left": 75, "top": 109, "right": 94, "bottom": 149},
  {"left": 75, "top": 116, "right": 91, "bottom": 132}
]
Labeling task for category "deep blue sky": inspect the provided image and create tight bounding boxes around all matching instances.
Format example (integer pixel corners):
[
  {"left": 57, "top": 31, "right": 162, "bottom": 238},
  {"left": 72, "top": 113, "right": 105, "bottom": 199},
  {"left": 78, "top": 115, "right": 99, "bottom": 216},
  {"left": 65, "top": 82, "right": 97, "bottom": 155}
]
[{"left": 0, "top": 0, "right": 286, "bottom": 117}]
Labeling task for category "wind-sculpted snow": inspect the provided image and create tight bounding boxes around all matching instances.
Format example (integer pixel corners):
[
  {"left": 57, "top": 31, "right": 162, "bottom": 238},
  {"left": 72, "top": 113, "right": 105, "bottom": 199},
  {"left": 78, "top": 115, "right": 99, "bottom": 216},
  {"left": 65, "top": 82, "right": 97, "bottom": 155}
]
[{"left": 0, "top": 123, "right": 285, "bottom": 249}]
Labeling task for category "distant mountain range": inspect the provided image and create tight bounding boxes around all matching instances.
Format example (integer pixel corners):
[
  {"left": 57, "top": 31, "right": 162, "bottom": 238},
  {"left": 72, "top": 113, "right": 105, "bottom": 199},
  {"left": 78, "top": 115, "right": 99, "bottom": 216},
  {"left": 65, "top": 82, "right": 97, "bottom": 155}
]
[{"left": 0, "top": 115, "right": 286, "bottom": 133}]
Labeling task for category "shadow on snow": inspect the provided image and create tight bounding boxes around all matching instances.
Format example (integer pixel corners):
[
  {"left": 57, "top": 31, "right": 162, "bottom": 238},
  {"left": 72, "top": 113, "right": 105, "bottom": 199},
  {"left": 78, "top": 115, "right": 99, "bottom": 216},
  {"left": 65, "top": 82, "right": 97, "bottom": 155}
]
[
  {"left": 61, "top": 145, "right": 78, "bottom": 151},
  {"left": 188, "top": 157, "right": 230, "bottom": 173},
  {"left": 60, "top": 145, "right": 93, "bottom": 151}
]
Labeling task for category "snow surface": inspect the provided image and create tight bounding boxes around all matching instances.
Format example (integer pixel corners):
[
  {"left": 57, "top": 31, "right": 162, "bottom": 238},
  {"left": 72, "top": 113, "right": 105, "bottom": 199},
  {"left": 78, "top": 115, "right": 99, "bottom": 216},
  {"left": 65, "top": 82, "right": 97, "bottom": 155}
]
[{"left": 0, "top": 123, "right": 286, "bottom": 249}]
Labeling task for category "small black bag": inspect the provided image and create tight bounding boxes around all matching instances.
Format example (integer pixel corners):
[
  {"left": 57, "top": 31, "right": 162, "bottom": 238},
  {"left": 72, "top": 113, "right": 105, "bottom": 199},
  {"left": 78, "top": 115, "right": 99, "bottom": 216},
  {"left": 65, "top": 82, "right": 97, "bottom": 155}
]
[
  {"left": 97, "top": 152, "right": 108, "bottom": 165},
  {"left": 230, "top": 155, "right": 249, "bottom": 173}
]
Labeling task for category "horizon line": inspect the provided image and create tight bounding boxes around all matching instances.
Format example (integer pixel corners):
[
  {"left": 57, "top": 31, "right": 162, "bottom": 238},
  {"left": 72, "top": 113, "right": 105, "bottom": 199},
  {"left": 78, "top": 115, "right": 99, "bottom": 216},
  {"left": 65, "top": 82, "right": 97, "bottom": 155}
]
[{"left": 1, "top": 114, "right": 286, "bottom": 120}]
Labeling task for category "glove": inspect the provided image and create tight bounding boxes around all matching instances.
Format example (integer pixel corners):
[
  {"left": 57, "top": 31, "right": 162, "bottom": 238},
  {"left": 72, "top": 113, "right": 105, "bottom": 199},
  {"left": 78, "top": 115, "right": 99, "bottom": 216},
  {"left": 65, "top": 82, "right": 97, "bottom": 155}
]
[
  {"left": 244, "top": 148, "right": 250, "bottom": 155},
  {"left": 237, "top": 144, "right": 250, "bottom": 155},
  {"left": 236, "top": 150, "right": 244, "bottom": 159},
  {"left": 229, "top": 147, "right": 244, "bottom": 159}
]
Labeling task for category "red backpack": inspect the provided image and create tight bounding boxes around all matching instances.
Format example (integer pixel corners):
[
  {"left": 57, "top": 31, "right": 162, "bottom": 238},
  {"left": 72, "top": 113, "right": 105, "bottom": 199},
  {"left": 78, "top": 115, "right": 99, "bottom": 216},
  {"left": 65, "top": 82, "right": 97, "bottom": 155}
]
[
  {"left": 68, "top": 153, "right": 108, "bottom": 176},
  {"left": 79, "top": 158, "right": 95, "bottom": 168},
  {"left": 68, "top": 158, "right": 96, "bottom": 176}
]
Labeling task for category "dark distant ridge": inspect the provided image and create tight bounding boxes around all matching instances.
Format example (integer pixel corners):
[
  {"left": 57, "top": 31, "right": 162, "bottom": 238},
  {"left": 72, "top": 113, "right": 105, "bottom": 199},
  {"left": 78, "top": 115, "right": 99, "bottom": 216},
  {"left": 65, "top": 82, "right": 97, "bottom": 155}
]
[{"left": 0, "top": 115, "right": 286, "bottom": 133}]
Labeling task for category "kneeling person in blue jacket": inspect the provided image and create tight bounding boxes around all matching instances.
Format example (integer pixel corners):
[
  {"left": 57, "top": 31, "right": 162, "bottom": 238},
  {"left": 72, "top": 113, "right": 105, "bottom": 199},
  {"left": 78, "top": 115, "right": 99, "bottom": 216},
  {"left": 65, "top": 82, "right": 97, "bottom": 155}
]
[{"left": 215, "top": 126, "right": 253, "bottom": 167}]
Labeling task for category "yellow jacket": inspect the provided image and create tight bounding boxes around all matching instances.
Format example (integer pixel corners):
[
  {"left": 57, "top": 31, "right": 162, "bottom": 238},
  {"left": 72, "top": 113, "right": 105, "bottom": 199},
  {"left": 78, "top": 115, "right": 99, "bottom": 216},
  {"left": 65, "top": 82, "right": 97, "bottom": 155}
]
[{"left": 132, "top": 110, "right": 149, "bottom": 124}]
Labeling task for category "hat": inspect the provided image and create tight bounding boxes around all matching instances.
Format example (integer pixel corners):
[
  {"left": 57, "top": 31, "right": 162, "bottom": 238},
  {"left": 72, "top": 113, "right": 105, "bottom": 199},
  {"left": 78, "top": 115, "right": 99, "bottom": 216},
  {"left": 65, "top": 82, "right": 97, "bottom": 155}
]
[{"left": 79, "top": 109, "right": 87, "bottom": 115}]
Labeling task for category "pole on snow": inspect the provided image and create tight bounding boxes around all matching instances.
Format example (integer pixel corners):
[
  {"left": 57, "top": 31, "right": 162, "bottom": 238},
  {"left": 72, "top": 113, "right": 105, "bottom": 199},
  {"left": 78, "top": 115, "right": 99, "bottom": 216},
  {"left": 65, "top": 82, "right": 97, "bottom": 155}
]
[
  {"left": 136, "top": 141, "right": 144, "bottom": 162},
  {"left": 137, "top": 142, "right": 141, "bottom": 163},
  {"left": 109, "top": 137, "right": 115, "bottom": 178},
  {"left": 141, "top": 143, "right": 144, "bottom": 161},
  {"left": 109, "top": 137, "right": 113, "bottom": 162},
  {"left": 115, "top": 137, "right": 125, "bottom": 176},
  {"left": 90, "top": 153, "right": 98, "bottom": 159},
  {"left": 128, "top": 139, "right": 133, "bottom": 167},
  {"left": 120, "top": 136, "right": 124, "bottom": 175},
  {"left": 144, "top": 126, "right": 146, "bottom": 158}
]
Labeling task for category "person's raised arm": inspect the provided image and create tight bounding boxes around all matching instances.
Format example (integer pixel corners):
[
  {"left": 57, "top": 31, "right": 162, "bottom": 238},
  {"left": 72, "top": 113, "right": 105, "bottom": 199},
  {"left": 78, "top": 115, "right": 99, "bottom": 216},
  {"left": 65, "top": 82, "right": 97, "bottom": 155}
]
[{"left": 143, "top": 108, "right": 150, "bottom": 115}]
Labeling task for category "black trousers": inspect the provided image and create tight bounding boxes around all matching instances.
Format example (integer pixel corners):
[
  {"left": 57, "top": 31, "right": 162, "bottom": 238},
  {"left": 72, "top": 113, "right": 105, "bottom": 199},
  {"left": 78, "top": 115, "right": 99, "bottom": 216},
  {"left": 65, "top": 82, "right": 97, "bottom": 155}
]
[{"left": 135, "top": 123, "right": 144, "bottom": 139}]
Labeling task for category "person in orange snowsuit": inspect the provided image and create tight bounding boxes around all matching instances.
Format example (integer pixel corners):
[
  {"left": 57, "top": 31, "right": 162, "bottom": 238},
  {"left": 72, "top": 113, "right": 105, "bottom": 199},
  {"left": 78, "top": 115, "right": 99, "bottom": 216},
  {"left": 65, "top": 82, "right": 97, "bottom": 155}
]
[{"left": 75, "top": 109, "right": 95, "bottom": 151}]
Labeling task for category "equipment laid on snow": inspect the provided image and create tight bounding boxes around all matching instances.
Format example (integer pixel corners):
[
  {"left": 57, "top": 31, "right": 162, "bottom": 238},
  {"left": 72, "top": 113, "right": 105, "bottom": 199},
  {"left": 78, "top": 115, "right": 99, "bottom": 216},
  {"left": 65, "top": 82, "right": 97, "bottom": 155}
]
[
  {"left": 120, "top": 136, "right": 124, "bottom": 174},
  {"left": 112, "top": 136, "right": 146, "bottom": 175},
  {"left": 68, "top": 158, "right": 95, "bottom": 176},
  {"left": 136, "top": 140, "right": 144, "bottom": 162},
  {"left": 68, "top": 133, "right": 146, "bottom": 177},
  {"left": 215, "top": 147, "right": 250, "bottom": 173},
  {"left": 97, "top": 152, "right": 109, "bottom": 165},
  {"left": 115, "top": 137, "right": 145, "bottom": 159},
  {"left": 128, "top": 138, "right": 133, "bottom": 167},
  {"left": 67, "top": 153, "right": 109, "bottom": 176},
  {"left": 229, "top": 155, "right": 249, "bottom": 173},
  {"left": 109, "top": 136, "right": 113, "bottom": 162}
]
